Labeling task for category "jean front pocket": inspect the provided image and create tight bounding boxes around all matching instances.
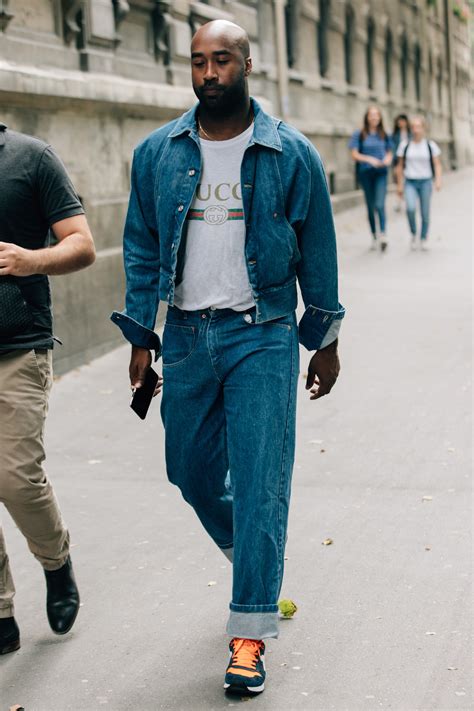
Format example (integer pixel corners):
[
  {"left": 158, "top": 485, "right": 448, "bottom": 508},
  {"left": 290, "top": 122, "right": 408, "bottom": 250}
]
[{"left": 162, "top": 323, "right": 196, "bottom": 367}]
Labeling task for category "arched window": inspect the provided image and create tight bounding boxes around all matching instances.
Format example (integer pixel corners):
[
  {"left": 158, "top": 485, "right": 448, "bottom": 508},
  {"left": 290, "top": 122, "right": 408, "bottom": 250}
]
[
  {"left": 344, "top": 4, "right": 355, "bottom": 84},
  {"left": 318, "top": 0, "right": 330, "bottom": 78},
  {"left": 385, "top": 27, "right": 393, "bottom": 94},
  {"left": 285, "top": 0, "right": 298, "bottom": 69},
  {"left": 400, "top": 32, "right": 408, "bottom": 96},
  {"left": 414, "top": 44, "right": 422, "bottom": 102},
  {"left": 366, "top": 17, "right": 375, "bottom": 90}
]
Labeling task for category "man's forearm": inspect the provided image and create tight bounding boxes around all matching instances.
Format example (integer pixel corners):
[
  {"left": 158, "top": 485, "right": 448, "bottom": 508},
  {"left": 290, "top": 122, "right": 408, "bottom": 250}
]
[{"left": 32, "top": 233, "right": 96, "bottom": 275}]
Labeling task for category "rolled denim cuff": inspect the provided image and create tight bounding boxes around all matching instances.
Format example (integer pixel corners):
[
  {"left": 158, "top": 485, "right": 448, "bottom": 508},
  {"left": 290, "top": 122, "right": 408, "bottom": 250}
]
[
  {"left": 110, "top": 311, "right": 162, "bottom": 360},
  {"left": 226, "top": 610, "right": 279, "bottom": 640},
  {"left": 298, "top": 303, "right": 345, "bottom": 351}
]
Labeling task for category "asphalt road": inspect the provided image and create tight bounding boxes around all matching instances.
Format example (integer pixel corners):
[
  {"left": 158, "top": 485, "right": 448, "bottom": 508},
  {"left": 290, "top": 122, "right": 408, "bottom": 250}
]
[{"left": 1, "top": 168, "right": 472, "bottom": 711}]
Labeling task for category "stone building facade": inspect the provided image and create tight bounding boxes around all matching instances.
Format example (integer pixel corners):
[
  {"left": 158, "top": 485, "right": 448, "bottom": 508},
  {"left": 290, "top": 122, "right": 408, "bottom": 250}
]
[{"left": 0, "top": 0, "right": 471, "bottom": 371}]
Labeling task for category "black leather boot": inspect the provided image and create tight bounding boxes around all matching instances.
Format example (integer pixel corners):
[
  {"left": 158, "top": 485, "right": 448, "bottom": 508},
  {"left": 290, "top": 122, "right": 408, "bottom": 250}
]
[
  {"left": 44, "top": 556, "right": 80, "bottom": 635},
  {"left": 0, "top": 616, "right": 20, "bottom": 654}
]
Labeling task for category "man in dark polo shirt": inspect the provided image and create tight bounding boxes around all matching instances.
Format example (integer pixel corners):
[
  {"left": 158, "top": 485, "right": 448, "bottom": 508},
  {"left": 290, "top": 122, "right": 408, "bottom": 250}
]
[{"left": 0, "top": 122, "right": 95, "bottom": 654}]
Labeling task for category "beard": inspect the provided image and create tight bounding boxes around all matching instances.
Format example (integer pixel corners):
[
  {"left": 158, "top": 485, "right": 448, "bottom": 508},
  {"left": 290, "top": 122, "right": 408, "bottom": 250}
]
[{"left": 193, "top": 68, "right": 247, "bottom": 117}]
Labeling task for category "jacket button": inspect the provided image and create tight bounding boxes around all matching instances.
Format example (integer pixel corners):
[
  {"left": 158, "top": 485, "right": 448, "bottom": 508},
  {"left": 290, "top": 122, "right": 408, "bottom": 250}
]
[
  {"left": 178, "top": 204, "right": 184, "bottom": 212},
  {"left": 188, "top": 169, "right": 196, "bottom": 176},
  {"left": 273, "top": 212, "right": 278, "bottom": 219},
  {"left": 244, "top": 314, "right": 252, "bottom": 323},
  {"left": 248, "top": 259, "right": 256, "bottom": 265}
]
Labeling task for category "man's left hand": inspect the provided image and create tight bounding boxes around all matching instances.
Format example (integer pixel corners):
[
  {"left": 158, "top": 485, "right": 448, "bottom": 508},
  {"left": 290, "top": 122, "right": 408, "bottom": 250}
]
[
  {"left": 306, "top": 339, "right": 340, "bottom": 400},
  {"left": 0, "top": 241, "right": 38, "bottom": 277}
]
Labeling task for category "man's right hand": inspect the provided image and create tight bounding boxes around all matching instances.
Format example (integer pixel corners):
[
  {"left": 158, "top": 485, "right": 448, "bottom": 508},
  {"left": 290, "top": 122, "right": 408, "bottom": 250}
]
[{"left": 129, "top": 345, "right": 152, "bottom": 390}]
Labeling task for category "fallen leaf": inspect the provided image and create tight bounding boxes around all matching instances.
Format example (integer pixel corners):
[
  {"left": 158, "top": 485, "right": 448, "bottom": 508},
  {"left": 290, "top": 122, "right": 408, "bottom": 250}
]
[
  {"left": 322, "top": 538, "right": 333, "bottom": 546},
  {"left": 425, "top": 631, "right": 436, "bottom": 635},
  {"left": 320, "top": 449, "right": 326, "bottom": 453},
  {"left": 207, "top": 580, "right": 217, "bottom": 586},
  {"left": 9, "top": 706, "right": 25, "bottom": 711},
  {"left": 447, "top": 667, "right": 458, "bottom": 671},
  {"left": 422, "top": 495, "right": 433, "bottom": 502},
  {"left": 292, "top": 666, "right": 301, "bottom": 670},
  {"left": 278, "top": 599, "right": 298, "bottom": 618},
  {"left": 309, "top": 439, "right": 323, "bottom": 445},
  {"left": 454, "top": 691, "right": 466, "bottom": 696},
  {"left": 88, "top": 459, "right": 102, "bottom": 465},
  {"left": 447, "top": 447, "right": 455, "bottom": 453}
]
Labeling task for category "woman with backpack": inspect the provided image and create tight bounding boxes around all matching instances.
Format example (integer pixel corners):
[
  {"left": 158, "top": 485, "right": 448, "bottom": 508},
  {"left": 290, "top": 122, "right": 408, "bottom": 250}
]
[
  {"left": 396, "top": 115, "right": 442, "bottom": 251},
  {"left": 349, "top": 106, "right": 393, "bottom": 252},
  {"left": 391, "top": 113, "right": 410, "bottom": 213}
]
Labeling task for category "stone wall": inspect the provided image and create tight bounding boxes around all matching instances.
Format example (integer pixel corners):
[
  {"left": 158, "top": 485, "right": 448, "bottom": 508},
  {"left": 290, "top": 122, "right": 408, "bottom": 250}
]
[{"left": 0, "top": 0, "right": 470, "bottom": 372}]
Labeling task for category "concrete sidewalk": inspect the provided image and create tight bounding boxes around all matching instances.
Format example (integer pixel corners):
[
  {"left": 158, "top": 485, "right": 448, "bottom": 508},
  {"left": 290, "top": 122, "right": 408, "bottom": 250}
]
[{"left": 1, "top": 169, "right": 472, "bottom": 711}]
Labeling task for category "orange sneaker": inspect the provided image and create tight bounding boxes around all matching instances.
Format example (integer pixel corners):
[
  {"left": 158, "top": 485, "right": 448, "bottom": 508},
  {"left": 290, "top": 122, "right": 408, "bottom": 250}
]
[{"left": 224, "top": 638, "right": 266, "bottom": 694}]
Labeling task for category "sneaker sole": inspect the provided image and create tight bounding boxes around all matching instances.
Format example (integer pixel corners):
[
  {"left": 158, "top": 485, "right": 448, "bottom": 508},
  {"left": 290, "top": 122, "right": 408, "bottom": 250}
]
[{"left": 224, "top": 681, "right": 265, "bottom": 695}]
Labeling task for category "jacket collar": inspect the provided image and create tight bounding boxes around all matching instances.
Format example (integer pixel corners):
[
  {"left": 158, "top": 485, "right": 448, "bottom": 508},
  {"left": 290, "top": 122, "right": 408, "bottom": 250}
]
[{"left": 167, "top": 98, "right": 282, "bottom": 152}]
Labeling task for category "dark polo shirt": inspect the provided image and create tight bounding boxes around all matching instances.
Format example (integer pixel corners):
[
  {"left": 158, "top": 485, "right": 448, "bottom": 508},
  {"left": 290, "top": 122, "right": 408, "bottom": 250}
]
[{"left": 0, "top": 123, "right": 84, "bottom": 352}]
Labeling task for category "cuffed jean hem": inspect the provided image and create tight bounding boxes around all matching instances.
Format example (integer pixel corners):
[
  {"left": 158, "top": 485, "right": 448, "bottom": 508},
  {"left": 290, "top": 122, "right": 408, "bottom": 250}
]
[{"left": 226, "top": 611, "right": 279, "bottom": 640}]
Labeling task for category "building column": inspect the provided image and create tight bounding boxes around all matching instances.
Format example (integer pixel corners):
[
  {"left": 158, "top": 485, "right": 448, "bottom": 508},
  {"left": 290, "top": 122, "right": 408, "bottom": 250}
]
[{"left": 273, "top": 0, "right": 290, "bottom": 119}]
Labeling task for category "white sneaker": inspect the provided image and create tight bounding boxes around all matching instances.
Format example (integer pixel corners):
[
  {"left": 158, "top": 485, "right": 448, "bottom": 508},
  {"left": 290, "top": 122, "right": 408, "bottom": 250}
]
[
  {"left": 420, "top": 241, "right": 429, "bottom": 251},
  {"left": 410, "top": 237, "right": 418, "bottom": 251},
  {"left": 380, "top": 234, "right": 388, "bottom": 252},
  {"left": 370, "top": 236, "right": 378, "bottom": 251}
]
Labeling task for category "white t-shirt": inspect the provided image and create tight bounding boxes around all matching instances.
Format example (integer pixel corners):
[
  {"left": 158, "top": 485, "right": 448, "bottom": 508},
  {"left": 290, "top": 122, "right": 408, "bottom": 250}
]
[
  {"left": 173, "top": 123, "right": 255, "bottom": 311},
  {"left": 397, "top": 139, "right": 441, "bottom": 180}
]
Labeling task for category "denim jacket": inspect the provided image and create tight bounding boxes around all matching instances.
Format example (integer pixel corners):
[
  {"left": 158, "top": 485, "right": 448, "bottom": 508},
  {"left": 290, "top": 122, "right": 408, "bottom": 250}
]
[{"left": 111, "top": 98, "right": 345, "bottom": 357}]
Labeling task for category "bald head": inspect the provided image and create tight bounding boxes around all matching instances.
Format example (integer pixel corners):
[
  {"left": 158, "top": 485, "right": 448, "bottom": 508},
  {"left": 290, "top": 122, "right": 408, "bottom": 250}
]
[
  {"left": 190, "top": 19, "right": 252, "bottom": 117},
  {"left": 191, "top": 20, "right": 250, "bottom": 60}
]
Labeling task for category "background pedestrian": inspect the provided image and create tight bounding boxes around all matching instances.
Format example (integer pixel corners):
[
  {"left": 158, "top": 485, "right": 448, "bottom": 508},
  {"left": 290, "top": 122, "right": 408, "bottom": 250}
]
[
  {"left": 349, "top": 106, "right": 393, "bottom": 252},
  {"left": 396, "top": 115, "right": 442, "bottom": 250},
  {"left": 391, "top": 113, "right": 411, "bottom": 212}
]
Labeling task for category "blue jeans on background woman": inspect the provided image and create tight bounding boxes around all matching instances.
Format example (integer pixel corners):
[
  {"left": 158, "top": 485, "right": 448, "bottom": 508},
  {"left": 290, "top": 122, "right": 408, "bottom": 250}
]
[
  {"left": 404, "top": 178, "right": 433, "bottom": 240},
  {"left": 358, "top": 168, "right": 388, "bottom": 236}
]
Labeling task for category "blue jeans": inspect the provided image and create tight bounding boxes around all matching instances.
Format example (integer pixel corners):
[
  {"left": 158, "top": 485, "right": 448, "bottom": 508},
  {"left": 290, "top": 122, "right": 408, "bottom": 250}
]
[
  {"left": 404, "top": 178, "right": 433, "bottom": 240},
  {"left": 358, "top": 169, "right": 388, "bottom": 235},
  {"left": 160, "top": 306, "right": 299, "bottom": 639}
]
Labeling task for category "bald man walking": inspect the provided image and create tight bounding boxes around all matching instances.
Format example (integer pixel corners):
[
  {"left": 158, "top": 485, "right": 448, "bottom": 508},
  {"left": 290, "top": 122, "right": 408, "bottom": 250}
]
[{"left": 113, "top": 20, "right": 344, "bottom": 695}]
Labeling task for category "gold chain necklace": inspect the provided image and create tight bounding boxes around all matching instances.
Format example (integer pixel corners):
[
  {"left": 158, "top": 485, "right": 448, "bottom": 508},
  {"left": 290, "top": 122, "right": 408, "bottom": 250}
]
[
  {"left": 197, "top": 118, "right": 215, "bottom": 140},
  {"left": 197, "top": 112, "right": 254, "bottom": 141}
]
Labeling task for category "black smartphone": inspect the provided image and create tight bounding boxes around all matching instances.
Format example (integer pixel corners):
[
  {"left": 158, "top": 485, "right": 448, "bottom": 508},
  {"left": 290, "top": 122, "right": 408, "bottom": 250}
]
[{"left": 130, "top": 367, "right": 159, "bottom": 420}]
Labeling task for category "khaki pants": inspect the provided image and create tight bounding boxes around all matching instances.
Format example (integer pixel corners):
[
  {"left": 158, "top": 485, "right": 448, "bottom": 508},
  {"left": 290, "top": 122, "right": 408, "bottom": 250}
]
[{"left": 0, "top": 349, "right": 69, "bottom": 619}]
